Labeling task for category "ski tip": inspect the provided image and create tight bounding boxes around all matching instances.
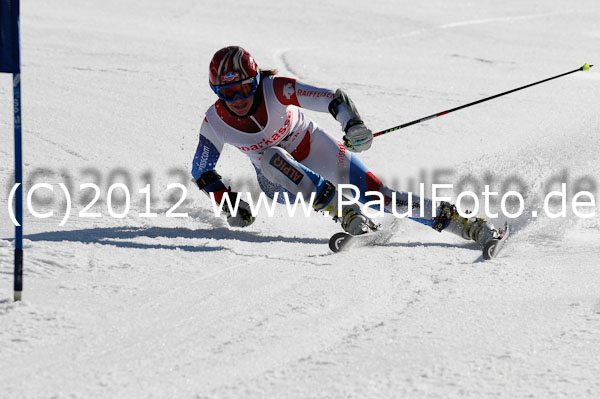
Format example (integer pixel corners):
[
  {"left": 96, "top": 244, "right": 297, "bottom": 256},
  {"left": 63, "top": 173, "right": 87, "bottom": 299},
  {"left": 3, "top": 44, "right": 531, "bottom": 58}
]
[
  {"left": 329, "top": 232, "right": 351, "bottom": 253},
  {"left": 482, "top": 222, "right": 511, "bottom": 261},
  {"left": 482, "top": 242, "right": 495, "bottom": 260},
  {"left": 582, "top": 63, "right": 592, "bottom": 71}
]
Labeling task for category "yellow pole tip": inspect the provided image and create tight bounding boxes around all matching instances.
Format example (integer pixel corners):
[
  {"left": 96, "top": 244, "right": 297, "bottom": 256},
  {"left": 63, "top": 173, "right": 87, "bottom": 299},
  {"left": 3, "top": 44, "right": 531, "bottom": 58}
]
[{"left": 582, "top": 63, "right": 590, "bottom": 71}]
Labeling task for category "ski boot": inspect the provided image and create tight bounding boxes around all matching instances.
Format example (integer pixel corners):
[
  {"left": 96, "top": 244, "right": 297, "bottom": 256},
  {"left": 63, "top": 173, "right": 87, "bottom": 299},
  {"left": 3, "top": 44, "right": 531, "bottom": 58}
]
[
  {"left": 327, "top": 203, "right": 381, "bottom": 252},
  {"left": 335, "top": 203, "right": 379, "bottom": 235},
  {"left": 313, "top": 181, "right": 377, "bottom": 235},
  {"left": 433, "top": 202, "right": 503, "bottom": 247}
]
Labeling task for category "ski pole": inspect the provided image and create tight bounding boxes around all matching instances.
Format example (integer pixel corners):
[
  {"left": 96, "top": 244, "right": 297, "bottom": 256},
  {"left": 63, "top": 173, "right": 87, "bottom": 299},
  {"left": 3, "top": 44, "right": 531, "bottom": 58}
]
[{"left": 373, "top": 63, "right": 593, "bottom": 138}]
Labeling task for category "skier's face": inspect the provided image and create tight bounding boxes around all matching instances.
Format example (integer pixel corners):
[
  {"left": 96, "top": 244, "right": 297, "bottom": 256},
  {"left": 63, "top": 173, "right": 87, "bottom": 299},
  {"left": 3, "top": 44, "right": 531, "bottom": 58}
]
[{"left": 227, "top": 96, "right": 254, "bottom": 116}]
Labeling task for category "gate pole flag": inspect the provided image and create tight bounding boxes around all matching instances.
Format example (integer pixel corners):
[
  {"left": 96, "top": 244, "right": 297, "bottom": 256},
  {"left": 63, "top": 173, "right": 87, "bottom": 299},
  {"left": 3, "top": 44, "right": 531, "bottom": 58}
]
[{"left": 1, "top": 0, "right": 23, "bottom": 301}]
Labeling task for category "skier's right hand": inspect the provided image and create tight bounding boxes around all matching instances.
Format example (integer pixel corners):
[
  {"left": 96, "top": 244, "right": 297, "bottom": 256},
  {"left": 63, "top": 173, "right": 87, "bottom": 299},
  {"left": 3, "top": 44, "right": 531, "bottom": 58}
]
[
  {"left": 343, "top": 122, "right": 373, "bottom": 152},
  {"left": 224, "top": 192, "right": 255, "bottom": 228}
]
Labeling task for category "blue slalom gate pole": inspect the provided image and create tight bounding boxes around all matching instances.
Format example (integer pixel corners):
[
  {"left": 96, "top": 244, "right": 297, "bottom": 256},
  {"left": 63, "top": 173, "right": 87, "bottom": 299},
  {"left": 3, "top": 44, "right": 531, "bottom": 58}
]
[
  {"left": 1, "top": 0, "right": 23, "bottom": 301},
  {"left": 13, "top": 72, "right": 23, "bottom": 301}
]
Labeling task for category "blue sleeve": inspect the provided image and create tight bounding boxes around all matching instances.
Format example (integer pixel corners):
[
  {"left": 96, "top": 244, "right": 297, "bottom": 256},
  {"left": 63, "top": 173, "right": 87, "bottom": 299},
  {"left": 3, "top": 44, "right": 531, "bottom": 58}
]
[
  {"left": 191, "top": 118, "right": 229, "bottom": 197},
  {"left": 191, "top": 134, "right": 222, "bottom": 180}
]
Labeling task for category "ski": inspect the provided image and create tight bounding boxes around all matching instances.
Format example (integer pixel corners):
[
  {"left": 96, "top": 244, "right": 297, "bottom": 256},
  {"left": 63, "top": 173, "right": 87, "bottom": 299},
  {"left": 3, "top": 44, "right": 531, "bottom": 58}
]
[
  {"left": 329, "top": 231, "right": 376, "bottom": 252},
  {"left": 329, "top": 220, "right": 511, "bottom": 258},
  {"left": 329, "top": 219, "right": 401, "bottom": 253},
  {"left": 482, "top": 222, "right": 510, "bottom": 260}
]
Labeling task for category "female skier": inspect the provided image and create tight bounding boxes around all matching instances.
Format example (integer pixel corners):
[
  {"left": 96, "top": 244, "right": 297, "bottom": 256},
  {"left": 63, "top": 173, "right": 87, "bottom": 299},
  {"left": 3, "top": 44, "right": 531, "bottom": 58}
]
[{"left": 191, "top": 46, "right": 504, "bottom": 249}]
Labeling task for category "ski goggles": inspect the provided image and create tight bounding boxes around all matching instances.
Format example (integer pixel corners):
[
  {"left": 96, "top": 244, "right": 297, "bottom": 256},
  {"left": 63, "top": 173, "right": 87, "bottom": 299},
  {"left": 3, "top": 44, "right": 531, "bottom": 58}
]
[{"left": 210, "top": 74, "right": 260, "bottom": 103}]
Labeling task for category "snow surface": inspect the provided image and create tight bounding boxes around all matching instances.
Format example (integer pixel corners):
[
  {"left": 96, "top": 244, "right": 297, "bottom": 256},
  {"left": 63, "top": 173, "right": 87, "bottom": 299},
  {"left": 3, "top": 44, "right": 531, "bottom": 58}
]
[{"left": 1, "top": 0, "right": 600, "bottom": 398}]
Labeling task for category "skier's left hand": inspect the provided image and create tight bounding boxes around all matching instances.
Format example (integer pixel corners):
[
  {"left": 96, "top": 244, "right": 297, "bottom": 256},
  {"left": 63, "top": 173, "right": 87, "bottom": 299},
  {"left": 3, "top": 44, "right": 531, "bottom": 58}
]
[
  {"left": 227, "top": 207, "right": 254, "bottom": 228},
  {"left": 343, "top": 122, "right": 373, "bottom": 152},
  {"left": 224, "top": 192, "right": 255, "bottom": 228}
]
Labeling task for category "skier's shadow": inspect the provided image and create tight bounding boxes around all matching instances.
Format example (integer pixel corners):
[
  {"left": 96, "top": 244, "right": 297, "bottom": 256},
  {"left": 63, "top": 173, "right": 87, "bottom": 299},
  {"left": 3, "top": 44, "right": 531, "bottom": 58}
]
[{"left": 15, "top": 227, "right": 328, "bottom": 253}]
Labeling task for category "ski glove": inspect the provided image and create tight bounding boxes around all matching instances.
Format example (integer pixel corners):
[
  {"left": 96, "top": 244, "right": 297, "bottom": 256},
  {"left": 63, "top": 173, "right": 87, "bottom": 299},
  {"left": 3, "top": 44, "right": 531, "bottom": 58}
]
[
  {"left": 343, "top": 122, "right": 373, "bottom": 152},
  {"left": 224, "top": 192, "right": 255, "bottom": 228}
]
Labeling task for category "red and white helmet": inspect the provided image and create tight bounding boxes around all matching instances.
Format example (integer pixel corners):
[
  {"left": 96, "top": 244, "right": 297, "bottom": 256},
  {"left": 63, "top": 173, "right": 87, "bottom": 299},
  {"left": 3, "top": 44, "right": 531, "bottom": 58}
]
[{"left": 209, "top": 46, "right": 258, "bottom": 86}]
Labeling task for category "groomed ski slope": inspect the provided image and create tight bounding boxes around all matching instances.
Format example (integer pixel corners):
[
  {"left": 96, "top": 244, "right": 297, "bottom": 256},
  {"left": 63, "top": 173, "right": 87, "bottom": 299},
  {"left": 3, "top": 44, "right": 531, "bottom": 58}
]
[{"left": 1, "top": 0, "right": 600, "bottom": 398}]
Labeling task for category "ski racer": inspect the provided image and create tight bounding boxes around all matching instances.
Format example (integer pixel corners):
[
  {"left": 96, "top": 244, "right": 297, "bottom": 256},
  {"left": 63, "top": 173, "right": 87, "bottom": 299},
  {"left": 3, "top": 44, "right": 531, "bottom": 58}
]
[{"left": 191, "top": 46, "right": 504, "bottom": 248}]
